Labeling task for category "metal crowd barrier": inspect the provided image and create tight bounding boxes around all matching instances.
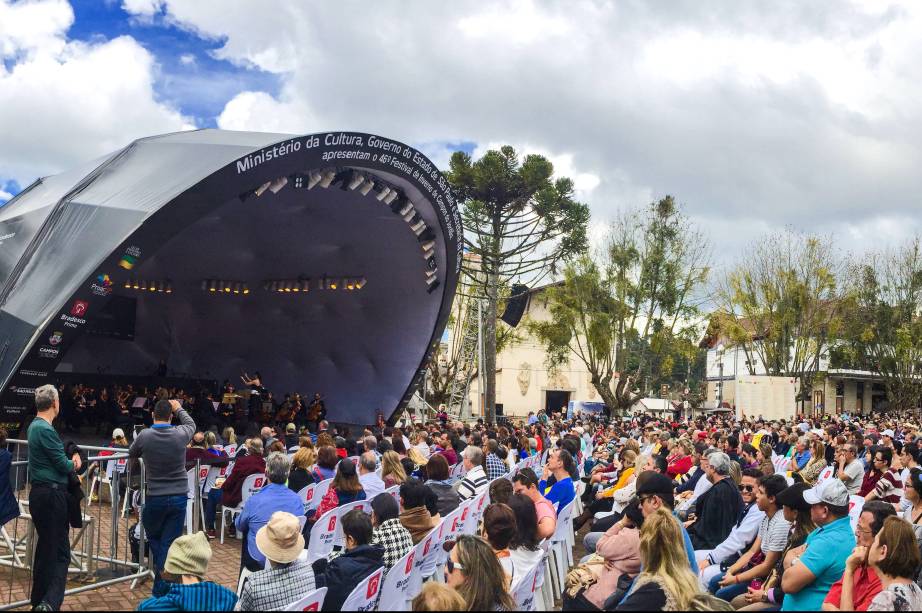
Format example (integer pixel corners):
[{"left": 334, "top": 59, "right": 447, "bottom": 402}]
[{"left": 0, "top": 440, "right": 155, "bottom": 610}]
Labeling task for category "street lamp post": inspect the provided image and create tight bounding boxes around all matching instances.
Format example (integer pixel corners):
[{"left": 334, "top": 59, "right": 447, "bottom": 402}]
[{"left": 716, "top": 343, "right": 725, "bottom": 408}]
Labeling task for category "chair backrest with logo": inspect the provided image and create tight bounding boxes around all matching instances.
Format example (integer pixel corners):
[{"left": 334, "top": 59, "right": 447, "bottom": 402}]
[
  {"left": 306, "top": 478, "right": 332, "bottom": 514},
  {"left": 464, "top": 489, "right": 490, "bottom": 534},
  {"left": 377, "top": 547, "right": 415, "bottom": 611},
  {"left": 284, "top": 586, "right": 327, "bottom": 611},
  {"left": 340, "top": 566, "right": 384, "bottom": 612},
  {"left": 510, "top": 561, "right": 542, "bottom": 611},
  {"left": 240, "top": 473, "right": 266, "bottom": 506},
  {"left": 385, "top": 485, "right": 401, "bottom": 509},
  {"left": 332, "top": 500, "right": 372, "bottom": 547},
  {"left": 450, "top": 461, "right": 467, "bottom": 479},
  {"left": 848, "top": 495, "right": 864, "bottom": 532},
  {"left": 413, "top": 525, "right": 440, "bottom": 581}
]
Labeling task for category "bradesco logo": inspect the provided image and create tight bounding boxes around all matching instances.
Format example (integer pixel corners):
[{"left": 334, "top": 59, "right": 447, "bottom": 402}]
[
  {"left": 91, "top": 274, "right": 113, "bottom": 296},
  {"left": 60, "top": 300, "right": 89, "bottom": 329}
]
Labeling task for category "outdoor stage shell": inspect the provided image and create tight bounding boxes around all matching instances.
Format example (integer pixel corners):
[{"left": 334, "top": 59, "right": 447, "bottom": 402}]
[{"left": 0, "top": 130, "right": 462, "bottom": 428}]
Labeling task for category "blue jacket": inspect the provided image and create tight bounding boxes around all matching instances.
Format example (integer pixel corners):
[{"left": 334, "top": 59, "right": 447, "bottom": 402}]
[
  {"left": 313, "top": 543, "right": 384, "bottom": 611},
  {"left": 138, "top": 581, "right": 237, "bottom": 611},
  {"left": 0, "top": 449, "right": 20, "bottom": 526}
]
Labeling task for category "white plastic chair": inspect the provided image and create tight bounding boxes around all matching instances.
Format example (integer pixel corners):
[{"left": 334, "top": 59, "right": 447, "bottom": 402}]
[
  {"left": 306, "top": 499, "right": 372, "bottom": 562},
  {"left": 450, "top": 461, "right": 467, "bottom": 479},
  {"left": 284, "top": 586, "right": 327, "bottom": 611},
  {"left": 413, "top": 525, "right": 441, "bottom": 583},
  {"left": 185, "top": 466, "right": 210, "bottom": 533},
  {"left": 331, "top": 500, "right": 373, "bottom": 547},
  {"left": 463, "top": 489, "right": 490, "bottom": 534},
  {"left": 384, "top": 485, "right": 401, "bottom": 510},
  {"left": 546, "top": 500, "right": 575, "bottom": 601},
  {"left": 377, "top": 547, "right": 415, "bottom": 611},
  {"left": 510, "top": 560, "right": 542, "bottom": 611},
  {"left": 306, "top": 478, "right": 332, "bottom": 515},
  {"left": 340, "top": 565, "right": 383, "bottom": 611},
  {"left": 220, "top": 473, "right": 266, "bottom": 544}
]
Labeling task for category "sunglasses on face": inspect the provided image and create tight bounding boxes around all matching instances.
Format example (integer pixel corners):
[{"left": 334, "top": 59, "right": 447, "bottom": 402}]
[
  {"left": 446, "top": 557, "right": 464, "bottom": 574},
  {"left": 739, "top": 484, "right": 755, "bottom": 493}
]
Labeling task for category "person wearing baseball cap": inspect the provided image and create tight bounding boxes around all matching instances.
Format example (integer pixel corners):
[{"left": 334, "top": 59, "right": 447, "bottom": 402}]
[
  {"left": 780, "top": 478, "right": 856, "bottom": 611},
  {"left": 236, "top": 512, "right": 315, "bottom": 611},
  {"left": 137, "top": 532, "right": 237, "bottom": 611},
  {"left": 635, "top": 471, "right": 697, "bottom": 570}
]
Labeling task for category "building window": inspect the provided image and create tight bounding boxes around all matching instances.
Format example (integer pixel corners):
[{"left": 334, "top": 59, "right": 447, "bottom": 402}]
[{"left": 835, "top": 381, "right": 844, "bottom": 396}]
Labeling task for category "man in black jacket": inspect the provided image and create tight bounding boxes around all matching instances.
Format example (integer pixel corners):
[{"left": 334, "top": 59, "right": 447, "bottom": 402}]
[
  {"left": 686, "top": 451, "right": 743, "bottom": 551},
  {"left": 312, "top": 509, "right": 384, "bottom": 611}
]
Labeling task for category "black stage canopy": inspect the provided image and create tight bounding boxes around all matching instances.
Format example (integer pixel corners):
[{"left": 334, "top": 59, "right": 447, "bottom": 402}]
[{"left": 0, "top": 130, "right": 462, "bottom": 429}]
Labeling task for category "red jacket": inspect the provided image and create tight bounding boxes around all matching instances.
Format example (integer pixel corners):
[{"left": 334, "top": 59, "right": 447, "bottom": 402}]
[
  {"left": 185, "top": 447, "right": 229, "bottom": 471},
  {"left": 666, "top": 455, "right": 692, "bottom": 479},
  {"left": 220, "top": 454, "right": 265, "bottom": 508}
]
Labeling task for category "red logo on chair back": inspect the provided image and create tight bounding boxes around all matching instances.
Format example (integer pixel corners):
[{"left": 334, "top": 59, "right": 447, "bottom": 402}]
[
  {"left": 405, "top": 551, "right": 415, "bottom": 574},
  {"left": 327, "top": 515, "right": 337, "bottom": 531},
  {"left": 199, "top": 468, "right": 208, "bottom": 479},
  {"left": 253, "top": 477, "right": 264, "bottom": 488},
  {"left": 532, "top": 572, "right": 539, "bottom": 591},
  {"left": 70, "top": 300, "right": 89, "bottom": 317},
  {"left": 307, "top": 488, "right": 314, "bottom": 501},
  {"left": 848, "top": 501, "right": 856, "bottom": 511},
  {"left": 367, "top": 573, "right": 381, "bottom": 598},
  {"left": 461, "top": 507, "right": 469, "bottom": 521},
  {"left": 303, "top": 603, "right": 319, "bottom": 612},
  {"left": 452, "top": 517, "right": 459, "bottom": 531}
]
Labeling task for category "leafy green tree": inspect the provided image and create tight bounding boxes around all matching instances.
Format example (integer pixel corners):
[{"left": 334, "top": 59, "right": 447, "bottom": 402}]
[
  {"left": 839, "top": 238, "right": 922, "bottom": 412},
  {"left": 716, "top": 231, "right": 844, "bottom": 411},
  {"left": 531, "top": 197, "right": 709, "bottom": 413},
  {"left": 448, "top": 146, "right": 589, "bottom": 423}
]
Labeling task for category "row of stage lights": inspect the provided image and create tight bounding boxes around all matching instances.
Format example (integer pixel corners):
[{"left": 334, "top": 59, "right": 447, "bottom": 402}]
[
  {"left": 245, "top": 167, "right": 440, "bottom": 294},
  {"left": 201, "top": 277, "right": 367, "bottom": 295},
  {"left": 124, "top": 279, "right": 172, "bottom": 293}
]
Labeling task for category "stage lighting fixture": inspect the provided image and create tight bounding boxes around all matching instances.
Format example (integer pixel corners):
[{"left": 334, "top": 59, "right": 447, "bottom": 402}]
[
  {"left": 423, "top": 245, "right": 435, "bottom": 260},
  {"left": 347, "top": 173, "right": 364, "bottom": 191},
  {"left": 301, "top": 279, "right": 310, "bottom": 292},
  {"left": 224, "top": 282, "right": 231, "bottom": 293},
  {"left": 242, "top": 284, "right": 249, "bottom": 295},
  {"left": 356, "top": 277, "right": 367, "bottom": 289},
  {"left": 427, "top": 276, "right": 440, "bottom": 294},
  {"left": 426, "top": 269, "right": 437, "bottom": 281},
  {"left": 140, "top": 280, "right": 148, "bottom": 291},
  {"left": 401, "top": 206, "right": 416, "bottom": 223},
  {"left": 330, "top": 279, "right": 338, "bottom": 290},
  {"left": 209, "top": 280, "right": 216, "bottom": 292},
  {"left": 413, "top": 222, "right": 429, "bottom": 237},
  {"left": 268, "top": 176, "right": 288, "bottom": 194},
  {"left": 319, "top": 169, "right": 336, "bottom": 188},
  {"left": 359, "top": 178, "right": 375, "bottom": 195},
  {"left": 376, "top": 187, "right": 392, "bottom": 202},
  {"left": 346, "top": 279, "right": 355, "bottom": 290},
  {"left": 233, "top": 283, "right": 241, "bottom": 294},
  {"left": 283, "top": 282, "right": 291, "bottom": 292},
  {"left": 254, "top": 181, "right": 272, "bottom": 197},
  {"left": 421, "top": 240, "right": 436, "bottom": 252},
  {"left": 149, "top": 283, "right": 157, "bottom": 292},
  {"left": 307, "top": 171, "right": 322, "bottom": 189},
  {"left": 383, "top": 190, "right": 398, "bottom": 205},
  {"left": 166, "top": 283, "right": 173, "bottom": 294},
  {"left": 125, "top": 280, "right": 131, "bottom": 289}
]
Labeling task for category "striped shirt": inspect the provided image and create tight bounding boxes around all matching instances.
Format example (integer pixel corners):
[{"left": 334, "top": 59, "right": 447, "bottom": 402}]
[
  {"left": 874, "top": 469, "right": 903, "bottom": 504},
  {"left": 235, "top": 560, "right": 316, "bottom": 611},
  {"left": 457, "top": 465, "right": 489, "bottom": 500},
  {"left": 138, "top": 581, "right": 237, "bottom": 611}
]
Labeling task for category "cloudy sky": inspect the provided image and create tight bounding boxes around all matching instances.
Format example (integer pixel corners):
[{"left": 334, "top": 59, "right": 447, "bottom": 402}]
[{"left": 2, "top": 0, "right": 922, "bottom": 270}]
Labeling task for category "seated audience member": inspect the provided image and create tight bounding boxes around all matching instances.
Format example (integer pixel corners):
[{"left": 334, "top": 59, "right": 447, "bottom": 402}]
[
  {"left": 708, "top": 475, "right": 790, "bottom": 603},
  {"left": 312, "top": 458, "right": 366, "bottom": 521},
  {"left": 635, "top": 472, "right": 697, "bottom": 570},
  {"left": 235, "top": 512, "right": 315, "bottom": 611},
  {"left": 539, "top": 448, "right": 577, "bottom": 515},
  {"left": 185, "top": 432, "right": 229, "bottom": 470},
  {"left": 444, "top": 534, "right": 516, "bottom": 611},
  {"left": 481, "top": 503, "right": 518, "bottom": 582},
  {"left": 489, "top": 477, "right": 514, "bottom": 505},
  {"left": 615, "top": 508, "right": 707, "bottom": 611},
  {"left": 485, "top": 439, "right": 508, "bottom": 481},
  {"left": 137, "top": 532, "right": 237, "bottom": 611},
  {"left": 411, "top": 581, "right": 466, "bottom": 611},
  {"left": 566, "top": 500, "right": 642, "bottom": 611},
  {"left": 687, "top": 452, "right": 744, "bottom": 551},
  {"left": 369, "top": 493, "right": 414, "bottom": 573},
  {"left": 856, "top": 516, "right": 922, "bottom": 611},
  {"left": 358, "top": 452, "right": 385, "bottom": 499},
  {"left": 236, "top": 452, "right": 304, "bottom": 572},
  {"left": 287, "top": 446, "right": 316, "bottom": 494},
  {"left": 512, "top": 467, "right": 557, "bottom": 540},
  {"left": 381, "top": 450, "right": 408, "bottom": 488},
  {"left": 507, "top": 493, "right": 544, "bottom": 575},
  {"left": 312, "top": 446, "right": 339, "bottom": 482},
  {"left": 864, "top": 446, "right": 903, "bottom": 505},
  {"left": 456, "top": 446, "right": 489, "bottom": 501},
  {"left": 312, "top": 509, "right": 385, "bottom": 612},
  {"left": 823, "top": 500, "right": 896, "bottom": 611},
  {"left": 217, "top": 438, "right": 266, "bottom": 538},
  {"left": 696, "top": 468, "right": 765, "bottom": 588},
  {"left": 400, "top": 478, "right": 441, "bottom": 544},
  {"left": 406, "top": 447, "right": 429, "bottom": 481},
  {"left": 425, "top": 454, "right": 460, "bottom": 516},
  {"left": 780, "top": 479, "right": 856, "bottom": 611}
]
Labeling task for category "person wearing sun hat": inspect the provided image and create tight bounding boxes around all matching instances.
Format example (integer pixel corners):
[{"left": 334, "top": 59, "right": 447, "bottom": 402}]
[
  {"left": 137, "top": 531, "right": 237, "bottom": 611},
  {"left": 235, "top": 511, "right": 315, "bottom": 611}
]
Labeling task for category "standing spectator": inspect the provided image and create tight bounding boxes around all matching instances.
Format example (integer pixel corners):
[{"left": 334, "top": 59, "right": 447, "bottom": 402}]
[
  {"left": 0, "top": 429, "right": 19, "bottom": 531},
  {"left": 27, "top": 385, "right": 82, "bottom": 611},
  {"left": 539, "top": 448, "right": 576, "bottom": 515},
  {"left": 781, "top": 478, "right": 856, "bottom": 611},
  {"left": 130, "top": 398, "right": 196, "bottom": 592},
  {"left": 615, "top": 508, "right": 705, "bottom": 610},
  {"left": 235, "top": 512, "right": 315, "bottom": 611},
  {"left": 859, "top": 516, "right": 922, "bottom": 610},
  {"left": 443, "top": 535, "right": 516, "bottom": 611},
  {"left": 370, "top": 493, "right": 414, "bottom": 573},
  {"left": 512, "top": 467, "right": 557, "bottom": 540},
  {"left": 456, "top": 446, "right": 489, "bottom": 501},
  {"left": 823, "top": 500, "right": 896, "bottom": 611},
  {"left": 399, "top": 478, "right": 440, "bottom": 544},
  {"left": 424, "top": 454, "right": 460, "bottom": 516},
  {"left": 381, "top": 450, "right": 408, "bottom": 488},
  {"left": 215, "top": 439, "right": 265, "bottom": 539},
  {"left": 836, "top": 443, "right": 864, "bottom": 496},
  {"left": 312, "top": 459, "right": 366, "bottom": 522},
  {"left": 358, "top": 452, "right": 386, "bottom": 499},
  {"left": 236, "top": 452, "right": 304, "bottom": 571},
  {"left": 312, "top": 509, "right": 385, "bottom": 611},
  {"left": 864, "top": 447, "right": 903, "bottom": 504},
  {"left": 686, "top": 452, "right": 743, "bottom": 551},
  {"left": 137, "top": 532, "right": 237, "bottom": 611}
]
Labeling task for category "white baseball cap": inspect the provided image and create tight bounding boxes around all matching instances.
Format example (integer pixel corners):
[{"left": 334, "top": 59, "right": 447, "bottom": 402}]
[
  {"left": 882, "top": 429, "right": 895, "bottom": 438},
  {"left": 803, "top": 478, "right": 849, "bottom": 507}
]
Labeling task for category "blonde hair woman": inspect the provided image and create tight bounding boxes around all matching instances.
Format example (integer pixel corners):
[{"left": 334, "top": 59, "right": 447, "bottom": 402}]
[
  {"left": 407, "top": 446, "right": 429, "bottom": 480},
  {"left": 411, "top": 581, "right": 466, "bottom": 611},
  {"left": 381, "top": 450, "right": 407, "bottom": 488},
  {"left": 798, "top": 439, "right": 827, "bottom": 486},
  {"left": 444, "top": 535, "right": 515, "bottom": 611},
  {"left": 222, "top": 426, "right": 237, "bottom": 446},
  {"left": 287, "top": 446, "right": 317, "bottom": 493},
  {"left": 618, "top": 508, "right": 705, "bottom": 610}
]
